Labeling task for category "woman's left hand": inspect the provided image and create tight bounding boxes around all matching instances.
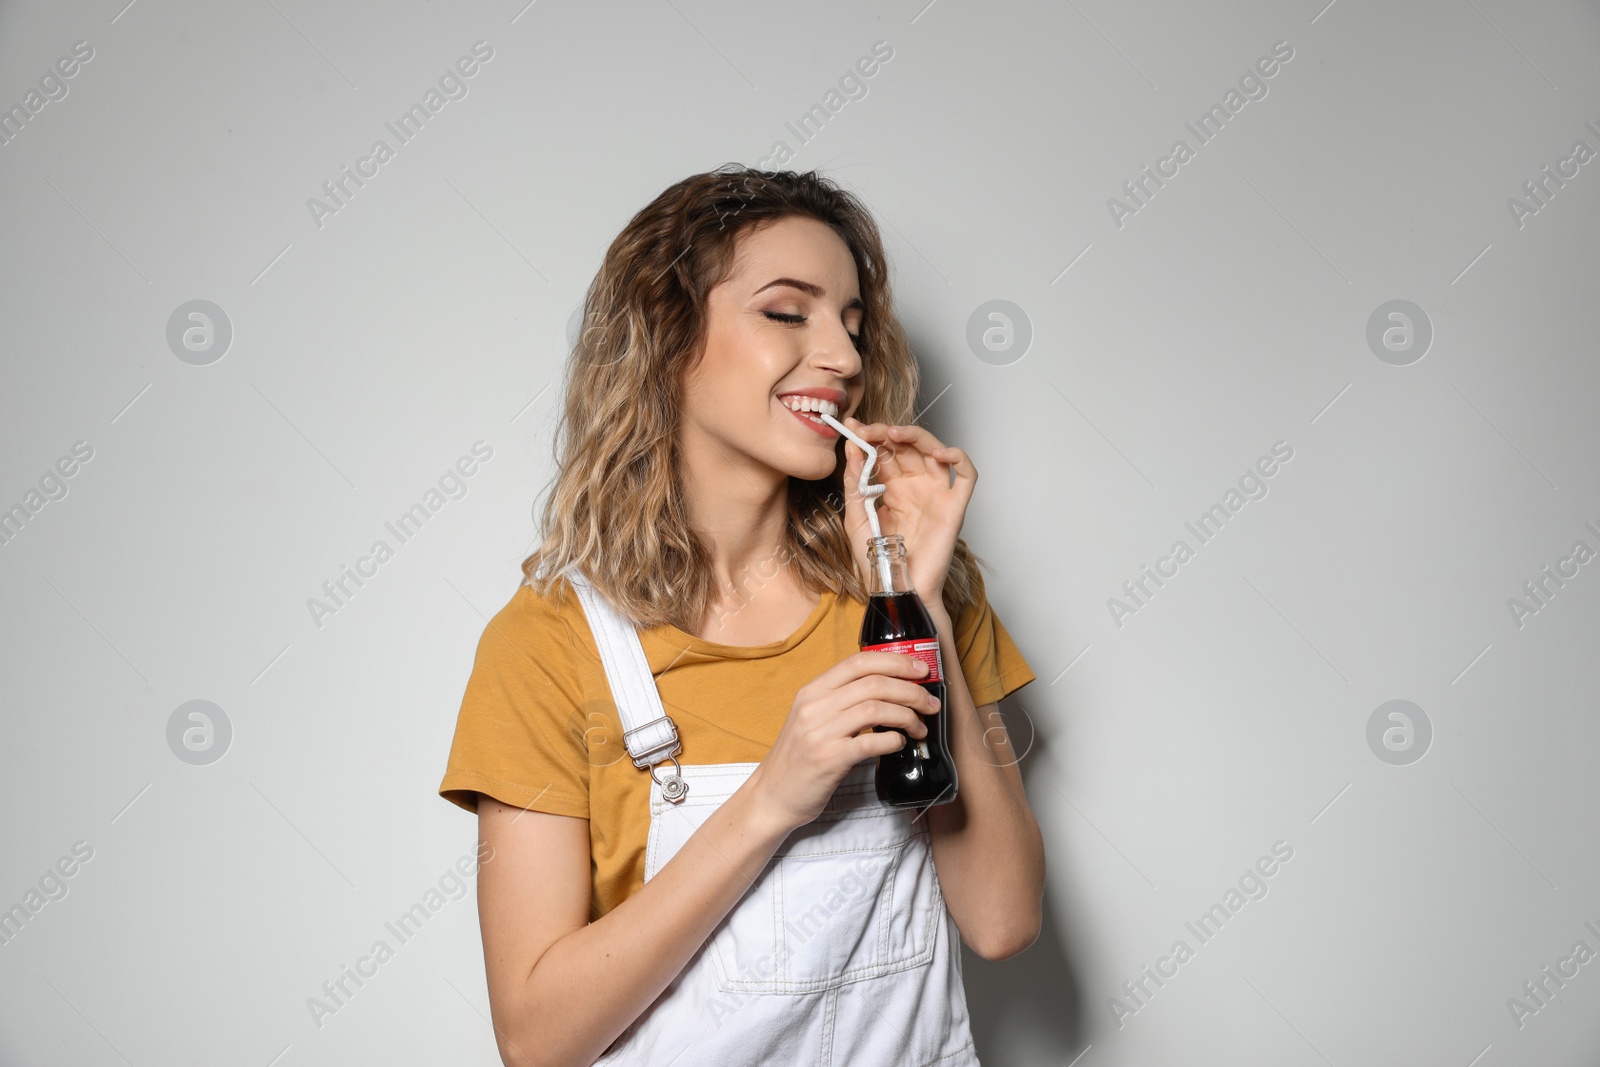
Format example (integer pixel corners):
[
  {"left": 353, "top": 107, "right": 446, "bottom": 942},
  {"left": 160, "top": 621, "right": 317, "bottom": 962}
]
[{"left": 839, "top": 417, "right": 978, "bottom": 605}]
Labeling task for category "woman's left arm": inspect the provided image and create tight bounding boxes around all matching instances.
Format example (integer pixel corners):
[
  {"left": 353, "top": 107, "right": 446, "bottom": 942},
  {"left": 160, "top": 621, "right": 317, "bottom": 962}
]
[
  {"left": 921, "top": 598, "right": 1046, "bottom": 961},
  {"left": 837, "top": 416, "right": 1045, "bottom": 961}
]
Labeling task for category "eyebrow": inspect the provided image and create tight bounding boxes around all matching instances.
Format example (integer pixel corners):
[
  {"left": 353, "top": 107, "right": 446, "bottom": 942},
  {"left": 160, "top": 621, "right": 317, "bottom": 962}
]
[{"left": 753, "top": 277, "right": 865, "bottom": 312}]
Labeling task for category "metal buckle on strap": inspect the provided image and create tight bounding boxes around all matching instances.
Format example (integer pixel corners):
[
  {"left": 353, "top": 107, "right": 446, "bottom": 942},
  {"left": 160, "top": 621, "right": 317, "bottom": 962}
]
[
  {"left": 624, "top": 716, "right": 688, "bottom": 804},
  {"left": 623, "top": 715, "right": 681, "bottom": 768}
]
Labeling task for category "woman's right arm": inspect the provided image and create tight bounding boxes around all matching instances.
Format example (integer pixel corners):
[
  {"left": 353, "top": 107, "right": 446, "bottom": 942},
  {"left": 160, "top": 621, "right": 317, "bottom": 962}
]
[
  {"left": 475, "top": 650, "right": 940, "bottom": 1067},
  {"left": 476, "top": 784, "right": 790, "bottom": 1067}
]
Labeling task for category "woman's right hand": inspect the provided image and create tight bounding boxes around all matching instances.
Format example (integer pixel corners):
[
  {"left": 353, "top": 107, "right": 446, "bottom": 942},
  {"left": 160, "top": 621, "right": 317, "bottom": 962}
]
[{"left": 748, "top": 651, "right": 942, "bottom": 833}]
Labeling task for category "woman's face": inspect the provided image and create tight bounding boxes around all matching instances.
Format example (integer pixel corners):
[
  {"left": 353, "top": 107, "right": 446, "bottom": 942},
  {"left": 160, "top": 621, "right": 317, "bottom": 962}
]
[{"left": 680, "top": 215, "right": 867, "bottom": 485}]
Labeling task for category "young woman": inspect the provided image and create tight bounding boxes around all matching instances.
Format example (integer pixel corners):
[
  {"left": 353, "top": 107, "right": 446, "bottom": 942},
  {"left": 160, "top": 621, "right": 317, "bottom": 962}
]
[{"left": 439, "top": 166, "right": 1045, "bottom": 1066}]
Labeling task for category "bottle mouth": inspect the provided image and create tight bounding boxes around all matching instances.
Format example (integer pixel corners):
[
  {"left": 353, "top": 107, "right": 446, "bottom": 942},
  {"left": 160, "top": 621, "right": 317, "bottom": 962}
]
[{"left": 866, "top": 534, "right": 906, "bottom": 557}]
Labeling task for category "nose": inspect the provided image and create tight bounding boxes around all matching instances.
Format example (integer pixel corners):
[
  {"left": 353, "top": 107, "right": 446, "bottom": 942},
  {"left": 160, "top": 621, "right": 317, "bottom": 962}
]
[{"left": 811, "top": 320, "right": 863, "bottom": 381}]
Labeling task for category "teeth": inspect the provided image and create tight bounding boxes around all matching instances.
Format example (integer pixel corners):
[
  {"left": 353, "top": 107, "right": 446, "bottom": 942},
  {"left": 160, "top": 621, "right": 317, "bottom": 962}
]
[{"left": 781, "top": 396, "right": 840, "bottom": 421}]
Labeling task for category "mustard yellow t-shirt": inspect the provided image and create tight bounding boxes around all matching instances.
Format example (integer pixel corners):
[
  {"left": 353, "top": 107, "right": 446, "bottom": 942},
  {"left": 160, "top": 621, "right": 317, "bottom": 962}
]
[{"left": 438, "top": 567, "right": 1036, "bottom": 919}]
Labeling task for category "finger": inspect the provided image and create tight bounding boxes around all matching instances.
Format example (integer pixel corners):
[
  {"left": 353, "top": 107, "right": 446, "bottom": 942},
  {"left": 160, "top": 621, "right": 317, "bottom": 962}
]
[
  {"left": 880, "top": 434, "right": 921, "bottom": 477},
  {"left": 851, "top": 729, "right": 913, "bottom": 762},
  {"left": 844, "top": 700, "right": 934, "bottom": 742},
  {"left": 874, "top": 435, "right": 905, "bottom": 479},
  {"left": 823, "top": 650, "right": 931, "bottom": 689},
  {"left": 842, "top": 441, "right": 874, "bottom": 495},
  {"left": 841, "top": 417, "right": 890, "bottom": 450},
  {"left": 840, "top": 700, "right": 928, "bottom": 739},
  {"left": 887, "top": 424, "right": 948, "bottom": 453},
  {"left": 833, "top": 688, "right": 937, "bottom": 734},
  {"left": 826, "top": 691, "right": 938, "bottom": 748},
  {"left": 930, "top": 445, "right": 976, "bottom": 481},
  {"left": 841, "top": 419, "right": 897, "bottom": 479},
  {"left": 842, "top": 437, "right": 864, "bottom": 479},
  {"left": 843, "top": 661, "right": 930, "bottom": 708},
  {"left": 841, "top": 673, "right": 942, "bottom": 714},
  {"left": 885, "top": 424, "right": 944, "bottom": 477}
]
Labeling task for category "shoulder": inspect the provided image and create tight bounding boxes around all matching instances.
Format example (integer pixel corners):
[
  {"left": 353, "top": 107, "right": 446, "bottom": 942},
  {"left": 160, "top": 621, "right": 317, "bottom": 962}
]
[
  {"left": 443, "top": 577, "right": 598, "bottom": 818},
  {"left": 469, "top": 576, "right": 597, "bottom": 683},
  {"left": 948, "top": 564, "right": 1036, "bottom": 704},
  {"left": 483, "top": 575, "right": 585, "bottom": 644}
]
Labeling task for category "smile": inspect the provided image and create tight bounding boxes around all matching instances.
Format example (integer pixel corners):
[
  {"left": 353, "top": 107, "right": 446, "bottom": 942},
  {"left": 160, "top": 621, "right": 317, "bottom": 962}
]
[{"left": 780, "top": 396, "right": 842, "bottom": 438}]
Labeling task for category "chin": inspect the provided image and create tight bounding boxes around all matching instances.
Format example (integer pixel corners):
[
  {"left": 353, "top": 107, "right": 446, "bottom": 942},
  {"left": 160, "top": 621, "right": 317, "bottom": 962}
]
[
  {"left": 765, "top": 415, "right": 841, "bottom": 479},
  {"left": 783, "top": 454, "right": 840, "bottom": 483},
  {"left": 766, "top": 443, "right": 840, "bottom": 484}
]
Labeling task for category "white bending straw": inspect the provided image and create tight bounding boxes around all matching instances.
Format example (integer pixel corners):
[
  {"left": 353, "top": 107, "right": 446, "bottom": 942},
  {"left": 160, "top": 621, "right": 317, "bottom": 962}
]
[{"left": 818, "top": 412, "right": 896, "bottom": 593}]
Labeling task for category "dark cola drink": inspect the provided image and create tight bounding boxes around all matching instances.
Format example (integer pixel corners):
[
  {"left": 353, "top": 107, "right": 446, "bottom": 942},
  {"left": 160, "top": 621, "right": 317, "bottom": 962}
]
[{"left": 859, "top": 534, "right": 959, "bottom": 808}]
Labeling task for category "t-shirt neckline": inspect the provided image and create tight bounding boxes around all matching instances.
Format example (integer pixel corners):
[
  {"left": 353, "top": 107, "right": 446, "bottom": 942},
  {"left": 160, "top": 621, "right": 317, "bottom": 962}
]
[{"left": 649, "top": 588, "right": 839, "bottom": 659}]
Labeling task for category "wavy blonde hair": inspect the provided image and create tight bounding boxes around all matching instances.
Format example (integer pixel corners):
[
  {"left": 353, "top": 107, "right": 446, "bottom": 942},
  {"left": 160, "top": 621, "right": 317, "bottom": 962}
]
[{"left": 521, "top": 164, "right": 984, "bottom": 632}]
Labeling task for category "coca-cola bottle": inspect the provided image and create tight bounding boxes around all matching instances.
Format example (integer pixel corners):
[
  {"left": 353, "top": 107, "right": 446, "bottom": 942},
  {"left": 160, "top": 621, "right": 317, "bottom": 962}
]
[{"left": 859, "top": 534, "right": 959, "bottom": 808}]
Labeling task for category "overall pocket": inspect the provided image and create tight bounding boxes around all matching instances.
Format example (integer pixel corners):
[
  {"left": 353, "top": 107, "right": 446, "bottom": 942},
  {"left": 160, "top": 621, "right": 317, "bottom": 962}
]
[{"left": 707, "top": 761, "right": 942, "bottom": 995}]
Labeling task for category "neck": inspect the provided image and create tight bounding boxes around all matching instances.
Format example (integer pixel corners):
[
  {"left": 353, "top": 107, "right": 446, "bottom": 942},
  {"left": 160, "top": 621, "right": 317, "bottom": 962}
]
[{"left": 678, "top": 421, "right": 792, "bottom": 597}]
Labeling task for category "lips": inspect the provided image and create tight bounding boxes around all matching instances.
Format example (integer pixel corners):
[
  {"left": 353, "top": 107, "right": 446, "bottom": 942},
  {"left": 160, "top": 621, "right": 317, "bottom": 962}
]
[{"left": 779, "top": 397, "right": 841, "bottom": 438}]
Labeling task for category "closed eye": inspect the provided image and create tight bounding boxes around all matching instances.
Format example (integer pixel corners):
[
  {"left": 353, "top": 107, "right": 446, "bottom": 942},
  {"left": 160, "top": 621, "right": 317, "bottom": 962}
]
[{"left": 763, "top": 310, "right": 863, "bottom": 347}]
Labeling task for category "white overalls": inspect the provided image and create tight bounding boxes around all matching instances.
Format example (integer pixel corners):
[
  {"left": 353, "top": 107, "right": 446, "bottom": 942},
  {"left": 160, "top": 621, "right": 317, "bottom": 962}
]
[{"left": 564, "top": 568, "right": 980, "bottom": 1066}]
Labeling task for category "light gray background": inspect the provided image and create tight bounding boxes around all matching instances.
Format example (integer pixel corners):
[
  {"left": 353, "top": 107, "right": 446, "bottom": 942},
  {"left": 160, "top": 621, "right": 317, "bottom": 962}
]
[{"left": 2, "top": 0, "right": 1598, "bottom": 1063}]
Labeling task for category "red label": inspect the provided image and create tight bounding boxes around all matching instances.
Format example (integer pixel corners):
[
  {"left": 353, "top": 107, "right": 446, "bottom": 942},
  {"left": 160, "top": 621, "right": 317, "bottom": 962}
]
[{"left": 862, "top": 638, "right": 943, "bottom": 682}]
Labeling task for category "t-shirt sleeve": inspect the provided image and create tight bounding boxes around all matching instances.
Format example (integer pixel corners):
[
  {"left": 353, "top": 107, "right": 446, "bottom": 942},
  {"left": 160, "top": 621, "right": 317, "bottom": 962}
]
[
  {"left": 438, "top": 584, "right": 592, "bottom": 818},
  {"left": 952, "top": 564, "right": 1037, "bottom": 707}
]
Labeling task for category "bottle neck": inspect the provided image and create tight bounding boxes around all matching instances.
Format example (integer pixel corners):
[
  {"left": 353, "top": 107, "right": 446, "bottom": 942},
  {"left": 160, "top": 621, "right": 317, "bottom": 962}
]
[{"left": 866, "top": 537, "right": 912, "bottom": 596}]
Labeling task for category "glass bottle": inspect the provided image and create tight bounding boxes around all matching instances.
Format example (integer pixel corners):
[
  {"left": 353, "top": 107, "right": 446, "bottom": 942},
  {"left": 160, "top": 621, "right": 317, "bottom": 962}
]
[{"left": 859, "top": 534, "right": 959, "bottom": 808}]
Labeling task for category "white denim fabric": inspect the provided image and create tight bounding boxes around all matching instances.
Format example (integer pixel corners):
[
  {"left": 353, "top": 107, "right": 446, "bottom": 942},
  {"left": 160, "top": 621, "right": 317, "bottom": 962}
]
[{"left": 566, "top": 570, "right": 980, "bottom": 1067}]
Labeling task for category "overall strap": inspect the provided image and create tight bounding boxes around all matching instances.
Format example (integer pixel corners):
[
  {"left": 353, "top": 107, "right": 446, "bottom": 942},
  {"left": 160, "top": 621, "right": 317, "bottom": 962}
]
[{"left": 562, "top": 567, "right": 689, "bottom": 803}]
